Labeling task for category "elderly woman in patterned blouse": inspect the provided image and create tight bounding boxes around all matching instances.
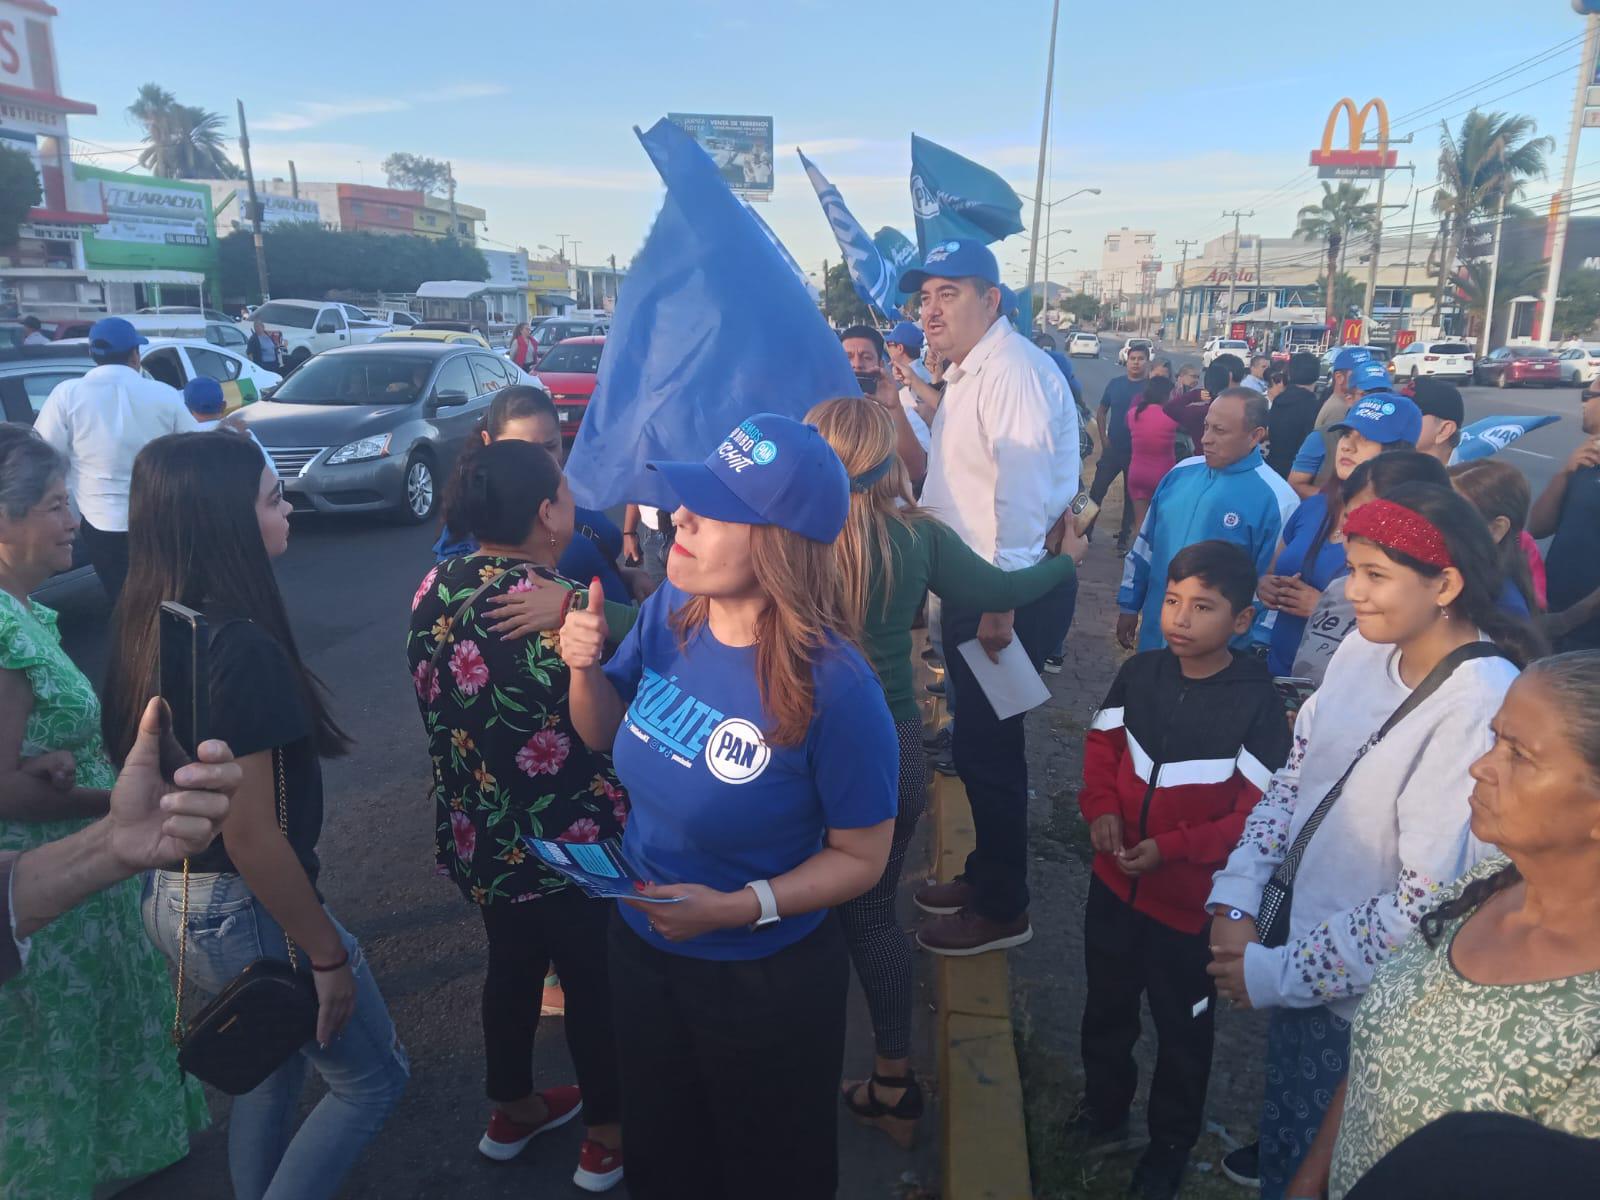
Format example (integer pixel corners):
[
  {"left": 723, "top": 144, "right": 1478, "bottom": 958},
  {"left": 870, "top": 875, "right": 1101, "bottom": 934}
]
[{"left": 1288, "top": 651, "right": 1600, "bottom": 1200}]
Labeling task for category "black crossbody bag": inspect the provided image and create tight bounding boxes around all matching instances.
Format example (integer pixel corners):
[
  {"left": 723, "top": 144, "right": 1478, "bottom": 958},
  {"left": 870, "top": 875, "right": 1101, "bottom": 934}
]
[
  {"left": 1254, "top": 642, "right": 1509, "bottom": 949},
  {"left": 173, "top": 748, "right": 319, "bottom": 1094}
]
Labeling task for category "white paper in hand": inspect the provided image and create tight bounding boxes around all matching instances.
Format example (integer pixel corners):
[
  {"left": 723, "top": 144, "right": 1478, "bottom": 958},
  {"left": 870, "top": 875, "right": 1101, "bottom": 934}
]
[{"left": 955, "top": 638, "right": 1052, "bottom": 721}]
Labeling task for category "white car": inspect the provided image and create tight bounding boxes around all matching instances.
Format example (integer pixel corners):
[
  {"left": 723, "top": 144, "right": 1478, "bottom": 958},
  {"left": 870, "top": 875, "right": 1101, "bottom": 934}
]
[
  {"left": 1202, "top": 337, "right": 1252, "bottom": 367},
  {"left": 1067, "top": 331, "right": 1101, "bottom": 358},
  {"left": 1391, "top": 339, "right": 1475, "bottom": 384},
  {"left": 138, "top": 337, "right": 282, "bottom": 404},
  {"left": 1117, "top": 337, "right": 1155, "bottom": 365},
  {"left": 241, "top": 300, "right": 389, "bottom": 370},
  {"left": 1557, "top": 345, "right": 1600, "bottom": 386},
  {"left": 365, "top": 308, "right": 421, "bottom": 329}
]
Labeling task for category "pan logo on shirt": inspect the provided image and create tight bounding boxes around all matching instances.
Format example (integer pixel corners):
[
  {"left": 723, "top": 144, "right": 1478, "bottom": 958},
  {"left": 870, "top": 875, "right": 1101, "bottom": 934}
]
[
  {"left": 1222, "top": 511, "right": 1240, "bottom": 528},
  {"left": 704, "top": 717, "right": 771, "bottom": 784}
]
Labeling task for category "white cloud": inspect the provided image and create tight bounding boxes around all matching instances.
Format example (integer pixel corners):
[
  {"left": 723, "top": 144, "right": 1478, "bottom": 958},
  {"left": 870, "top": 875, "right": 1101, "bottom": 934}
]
[{"left": 254, "top": 84, "right": 511, "bottom": 133}]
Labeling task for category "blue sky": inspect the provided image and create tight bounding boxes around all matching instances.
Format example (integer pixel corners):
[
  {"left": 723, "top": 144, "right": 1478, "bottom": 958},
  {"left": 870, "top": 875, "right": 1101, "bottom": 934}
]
[{"left": 55, "top": 0, "right": 1597, "bottom": 290}]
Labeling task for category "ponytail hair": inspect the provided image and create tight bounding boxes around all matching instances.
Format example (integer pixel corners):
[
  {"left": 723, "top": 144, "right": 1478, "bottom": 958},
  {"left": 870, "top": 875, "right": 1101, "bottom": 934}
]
[
  {"left": 1450, "top": 458, "right": 1538, "bottom": 614},
  {"left": 1136, "top": 375, "right": 1174, "bottom": 415},
  {"left": 1347, "top": 481, "right": 1548, "bottom": 667}
]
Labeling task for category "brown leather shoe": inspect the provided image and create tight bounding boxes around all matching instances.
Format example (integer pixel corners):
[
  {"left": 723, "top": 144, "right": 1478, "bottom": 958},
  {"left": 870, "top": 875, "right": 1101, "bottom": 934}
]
[
  {"left": 916, "top": 908, "right": 1033, "bottom": 956},
  {"left": 913, "top": 877, "right": 975, "bottom": 916}
]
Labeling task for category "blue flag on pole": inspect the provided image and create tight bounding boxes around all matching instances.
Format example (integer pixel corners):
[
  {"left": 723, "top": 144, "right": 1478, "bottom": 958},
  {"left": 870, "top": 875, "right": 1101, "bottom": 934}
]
[
  {"left": 798, "top": 148, "right": 903, "bottom": 321},
  {"left": 909, "top": 133, "right": 1025, "bottom": 256},
  {"left": 744, "top": 200, "right": 819, "bottom": 303},
  {"left": 1451, "top": 413, "right": 1561, "bottom": 463},
  {"left": 564, "top": 118, "right": 857, "bottom": 512}
]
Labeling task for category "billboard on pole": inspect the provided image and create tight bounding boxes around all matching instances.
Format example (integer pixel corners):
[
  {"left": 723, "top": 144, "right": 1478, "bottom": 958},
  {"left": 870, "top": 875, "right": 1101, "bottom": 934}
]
[
  {"left": 667, "top": 113, "right": 774, "bottom": 200},
  {"left": 99, "top": 179, "right": 211, "bottom": 246}
]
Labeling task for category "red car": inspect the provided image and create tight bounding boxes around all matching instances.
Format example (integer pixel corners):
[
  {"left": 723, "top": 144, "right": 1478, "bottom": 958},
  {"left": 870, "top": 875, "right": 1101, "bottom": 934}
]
[
  {"left": 1473, "top": 345, "right": 1562, "bottom": 388},
  {"left": 533, "top": 335, "right": 604, "bottom": 441}
]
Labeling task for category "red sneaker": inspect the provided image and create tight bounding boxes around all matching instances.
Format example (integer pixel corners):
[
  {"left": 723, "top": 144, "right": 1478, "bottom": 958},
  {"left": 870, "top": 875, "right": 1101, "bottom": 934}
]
[
  {"left": 477, "top": 1085, "right": 583, "bottom": 1161},
  {"left": 573, "top": 1138, "right": 625, "bottom": 1192}
]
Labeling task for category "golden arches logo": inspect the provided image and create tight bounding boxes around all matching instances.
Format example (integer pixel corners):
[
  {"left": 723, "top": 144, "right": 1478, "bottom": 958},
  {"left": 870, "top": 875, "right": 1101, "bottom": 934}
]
[{"left": 1319, "top": 97, "right": 1389, "bottom": 154}]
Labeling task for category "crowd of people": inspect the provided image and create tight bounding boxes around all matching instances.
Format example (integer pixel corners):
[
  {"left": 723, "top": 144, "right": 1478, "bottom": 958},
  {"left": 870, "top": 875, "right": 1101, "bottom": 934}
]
[{"left": 2, "top": 252, "right": 1600, "bottom": 1200}]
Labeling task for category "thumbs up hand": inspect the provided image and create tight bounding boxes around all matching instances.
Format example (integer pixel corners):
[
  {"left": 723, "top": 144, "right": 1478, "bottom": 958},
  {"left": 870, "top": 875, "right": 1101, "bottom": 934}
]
[{"left": 559, "top": 576, "right": 611, "bottom": 672}]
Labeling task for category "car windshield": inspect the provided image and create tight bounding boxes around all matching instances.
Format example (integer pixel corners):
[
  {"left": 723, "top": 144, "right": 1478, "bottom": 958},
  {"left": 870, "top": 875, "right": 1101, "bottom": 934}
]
[
  {"left": 1221, "top": 340, "right": 1248, "bottom": 349},
  {"left": 252, "top": 302, "right": 317, "bottom": 329},
  {"left": 1513, "top": 348, "right": 1557, "bottom": 360},
  {"left": 271, "top": 352, "right": 436, "bottom": 405},
  {"left": 538, "top": 343, "right": 603, "bottom": 373}
]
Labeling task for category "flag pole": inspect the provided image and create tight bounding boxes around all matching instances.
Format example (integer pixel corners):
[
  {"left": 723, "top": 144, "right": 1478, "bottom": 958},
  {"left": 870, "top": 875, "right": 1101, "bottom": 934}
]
[{"left": 1024, "top": 0, "right": 1062, "bottom": 326}]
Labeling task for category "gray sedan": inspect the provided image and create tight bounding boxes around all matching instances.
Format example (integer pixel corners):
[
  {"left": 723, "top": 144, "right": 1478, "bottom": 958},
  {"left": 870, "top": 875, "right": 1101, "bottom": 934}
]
[{"left": 238, "top": 343, "right": 539, "bottom": 523}]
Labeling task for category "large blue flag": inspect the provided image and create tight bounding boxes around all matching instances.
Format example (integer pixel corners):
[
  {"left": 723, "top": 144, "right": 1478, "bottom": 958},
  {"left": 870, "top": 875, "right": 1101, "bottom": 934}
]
[
  {"left": 798, "top": 148, "right": 903, "bottom": 321},
  {"left": 1451, "top": 413, "right": 1561, "bottom": 463},
  {"left": 565, "top": 118, "right": 857, "bottom": 512},
  {"left": 909, "top": 133, "right": 1025, "bottom": 255},
  {"left": 743, "top": 200, "right": 820, "bottom": 302}
]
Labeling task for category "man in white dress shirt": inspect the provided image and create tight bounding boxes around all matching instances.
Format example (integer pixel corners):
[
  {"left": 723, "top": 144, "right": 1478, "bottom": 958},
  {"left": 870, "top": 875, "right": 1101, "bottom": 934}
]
[
  {"left": 33, "top": 317, "right": 199, "bottom": 602},
  {"left": 902, "top": 239, "right": 1080, "bottom": 956}
]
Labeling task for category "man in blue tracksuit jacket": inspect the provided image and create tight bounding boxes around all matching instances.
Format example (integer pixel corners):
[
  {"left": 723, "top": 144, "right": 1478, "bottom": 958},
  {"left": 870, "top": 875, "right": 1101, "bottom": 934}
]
[{"left": 1117, "top": 387, "right": 1299, "bottom": 653}]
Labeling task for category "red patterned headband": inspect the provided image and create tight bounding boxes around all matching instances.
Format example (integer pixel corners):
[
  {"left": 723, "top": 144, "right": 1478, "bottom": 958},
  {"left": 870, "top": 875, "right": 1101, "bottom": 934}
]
[{"left": 1343, "top": 499, "right": 1454, "bottom": 570}]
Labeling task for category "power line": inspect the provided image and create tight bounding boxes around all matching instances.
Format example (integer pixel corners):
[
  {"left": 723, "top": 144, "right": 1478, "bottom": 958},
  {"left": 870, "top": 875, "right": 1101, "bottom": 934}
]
[{"left": 1387, "top": 32, "right": 1586, "bottom": 125}]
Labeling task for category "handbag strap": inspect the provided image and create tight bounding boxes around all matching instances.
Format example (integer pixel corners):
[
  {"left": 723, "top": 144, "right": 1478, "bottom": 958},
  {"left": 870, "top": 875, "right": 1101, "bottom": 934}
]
[
  {"left": 1265, "top": 641, "right": 1509, "bottom": 900},
  {"left": 172, "top": 746, "right": 295, "bottom": 1045},
  {"left": 425, "top": 562, "right": 534, "bottom": 679}
]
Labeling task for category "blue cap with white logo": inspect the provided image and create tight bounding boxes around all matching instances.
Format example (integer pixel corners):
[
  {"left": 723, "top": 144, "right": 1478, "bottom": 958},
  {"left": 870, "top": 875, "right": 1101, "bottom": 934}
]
[
  {"left": 88, "top": 316, "right": 149, "bottom": 357},
  {"left": 647, "top": 412, "right": 849, "bottom": 543},
  {"left": 1331, "top": 392, "right": 1423, "bottom": 445},
  {"left": 1348, "top": 358, "right": 1393, "bottom": 394},
  {"left": 1333, "top": 346, "right": 1373, "bottom": 372},
  {"left": 897, "top": 238, "right": 1001, "bottom": 295},
  {"left": 885, "top": 321, "right": 924, "bottom": 354}
]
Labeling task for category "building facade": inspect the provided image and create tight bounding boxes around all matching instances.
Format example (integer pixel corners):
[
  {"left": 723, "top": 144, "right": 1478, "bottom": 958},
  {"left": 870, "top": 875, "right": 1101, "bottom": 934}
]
[
  {"left": 1095, "top": 227, "right": 1159, "bottom": 303},
  {"left": 75, "top": 165, "right": 220, "bottom": 309}
]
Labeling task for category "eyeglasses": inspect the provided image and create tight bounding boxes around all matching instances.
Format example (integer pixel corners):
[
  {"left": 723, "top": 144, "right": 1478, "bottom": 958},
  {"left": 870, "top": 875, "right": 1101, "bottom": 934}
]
[{"left": 268, "top": 479, "right": 285, "bottom": 504}]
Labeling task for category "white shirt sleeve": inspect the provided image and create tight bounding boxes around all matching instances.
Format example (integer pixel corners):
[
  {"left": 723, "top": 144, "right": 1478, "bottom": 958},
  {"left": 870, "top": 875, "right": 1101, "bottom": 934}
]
[
  {"left": 983, "top": 362, "right": 1065, "bottom": 571},
  {"left": 1241, "top": 691, "right": 1495, "bottom": 1009},
  {"left": 31, "top": 386, "right": 70, "bottom": 456},
  {"left": 898, "top": 390, "right": 931, "bottom": 453}
]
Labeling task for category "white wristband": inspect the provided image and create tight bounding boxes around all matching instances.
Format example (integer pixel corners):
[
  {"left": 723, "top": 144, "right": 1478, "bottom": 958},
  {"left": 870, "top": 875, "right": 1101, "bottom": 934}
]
[{"left": 744, "top": 879, "right": 779, "bottom": 929}]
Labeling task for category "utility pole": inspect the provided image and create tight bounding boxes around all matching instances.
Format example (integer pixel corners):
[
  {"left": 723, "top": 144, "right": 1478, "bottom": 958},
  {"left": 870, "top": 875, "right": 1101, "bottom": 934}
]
[
  {"left": 1540, "top": 12, "right": 1600, "bottom": 344},
  {"left": 822, "top": 258, "right": 830, "bottom": 324},
  {"left": 609, "top": 253, "right": 619, "bottom": 311},
  {"left": 288, "top": 159, "right": 299, "bottom": 199},
  {"left": 555, "top": 234, "right": 571, "bottom": 262},
  {"left": 1254, "top": 235, "right": 1265, "bottom": 319},
  {"left": 1174, "top": 239, "right": 1196, "bottom": 345},
  {"left": 1360, "top": 132, "right": 1412, "bottom": 344},
  {"left": 1479, "top": 191, "right": 1509, "bottom": 355},
  {"left": 1023, "top": 0, "right": 1062, "bottom": 324},
  {"left": 236, "top": 99, "right": 270, "bottom": 302},
  {"left": 1401, "top": 185, "right": 1420, "bottom": 331},
  {"left": 1222, "top": 210, "right": 1253, "bottom": 331},
  {"left": 446, "top": 163, "right": 460, "bottom": 239}
]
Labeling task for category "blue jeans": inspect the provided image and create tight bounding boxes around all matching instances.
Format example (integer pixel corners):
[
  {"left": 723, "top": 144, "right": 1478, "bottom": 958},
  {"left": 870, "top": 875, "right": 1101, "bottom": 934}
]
[
  {"left": 637, "top": 526, "right": 673, "bottom": 587},
  {"left": 143, "top": 870, "right": 409, "bottom": 1200}
]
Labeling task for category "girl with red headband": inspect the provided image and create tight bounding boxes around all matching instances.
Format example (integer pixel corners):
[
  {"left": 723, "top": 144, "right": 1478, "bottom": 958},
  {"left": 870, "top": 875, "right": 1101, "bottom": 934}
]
[{"left": 1202, "top": 482, "right": 1546, "bottom": 1198}]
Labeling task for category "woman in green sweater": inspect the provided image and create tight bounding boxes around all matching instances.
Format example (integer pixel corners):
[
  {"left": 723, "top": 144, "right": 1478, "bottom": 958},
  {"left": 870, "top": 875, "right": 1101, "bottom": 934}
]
[{"left": 807, "top": 397, "right": 1083, "bottom": 1147}]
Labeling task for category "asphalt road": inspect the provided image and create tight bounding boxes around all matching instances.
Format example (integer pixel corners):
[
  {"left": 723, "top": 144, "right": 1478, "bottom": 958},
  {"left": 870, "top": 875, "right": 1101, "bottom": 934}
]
[{"left": 52, "top": 512, "right": 935, "bottom": 1200}]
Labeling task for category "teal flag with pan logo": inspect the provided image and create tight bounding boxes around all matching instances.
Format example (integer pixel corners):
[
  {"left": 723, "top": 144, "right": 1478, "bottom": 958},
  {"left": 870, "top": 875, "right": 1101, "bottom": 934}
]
[
  {"left": 564, "top": 118, "right": 857, "bottom": 513},
  {"left": 909, "top": 133, "right": 1024, "bottom": 256},
  {"left": 798, "top": 147, "right": 904, "bottom": 321}
]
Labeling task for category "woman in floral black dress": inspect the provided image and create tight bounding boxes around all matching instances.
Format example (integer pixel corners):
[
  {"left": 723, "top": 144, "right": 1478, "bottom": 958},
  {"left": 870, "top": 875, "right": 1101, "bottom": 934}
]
[{"left": 406, "top": 438, "right": 626, "bottom": 1192}]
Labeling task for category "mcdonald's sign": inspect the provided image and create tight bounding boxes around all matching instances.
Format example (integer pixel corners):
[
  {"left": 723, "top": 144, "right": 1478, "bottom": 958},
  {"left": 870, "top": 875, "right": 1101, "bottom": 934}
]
[{"left": 1309, "top": 98, "right": 1399, "bottom": 180}]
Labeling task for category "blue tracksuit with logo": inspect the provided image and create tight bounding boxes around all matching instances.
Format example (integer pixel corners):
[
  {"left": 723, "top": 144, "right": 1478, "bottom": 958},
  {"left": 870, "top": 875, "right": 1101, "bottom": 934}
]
[{"left": 1118, "top": 448, "right": 1300, "bottom": 652}]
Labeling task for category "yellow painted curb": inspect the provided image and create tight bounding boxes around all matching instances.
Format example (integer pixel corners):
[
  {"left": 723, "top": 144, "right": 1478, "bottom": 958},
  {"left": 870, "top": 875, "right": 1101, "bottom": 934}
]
[{"left": 930, "top": 768, "right": 1032, "bottom": 1199}]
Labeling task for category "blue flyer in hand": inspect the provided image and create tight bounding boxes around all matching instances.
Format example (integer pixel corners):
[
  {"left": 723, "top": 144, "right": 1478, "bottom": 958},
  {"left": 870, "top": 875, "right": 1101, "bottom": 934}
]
[{"left": 523, "top": 836, "right": 683, "bottom": 903}]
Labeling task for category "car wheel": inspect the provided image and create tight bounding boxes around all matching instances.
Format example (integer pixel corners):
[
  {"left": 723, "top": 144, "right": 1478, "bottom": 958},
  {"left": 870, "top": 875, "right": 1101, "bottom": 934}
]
[
  {"left": 396, "top": 451, "right": 438, "bottom": 524},
  {"left": 287, "top": 348, "right": 311, "bottom": 371}
]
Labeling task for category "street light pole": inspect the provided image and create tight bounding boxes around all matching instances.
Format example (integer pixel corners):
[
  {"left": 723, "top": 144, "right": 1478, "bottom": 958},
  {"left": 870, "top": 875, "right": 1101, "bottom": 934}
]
[
  {"left": 1024, "top": 0, "right": 1062, "bottom": 323},
  {"left": 1174, "top": 239, "right": 1196, "bottom": 345},
  {"left": 236, "top": 99, "right": 270, "bottom": 302},
  {"left": 1222, "top": 209, "right": 1253, "bottom": 332},
  {"left": 1479, "top": 191, "right": 1509, "bottom": 355},
  {"left": 1540, "top": 12, "right": 1600, "bottom": 344}
]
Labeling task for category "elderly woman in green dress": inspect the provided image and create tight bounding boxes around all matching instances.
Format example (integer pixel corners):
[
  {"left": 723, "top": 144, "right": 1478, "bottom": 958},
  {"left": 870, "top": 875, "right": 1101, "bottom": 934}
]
[
  {"left": 0, "top": 426, "right": 206, "bottom": 1198},
  {"left": 1289, "top": 650, "right": 1600, "bottom": 1200}
]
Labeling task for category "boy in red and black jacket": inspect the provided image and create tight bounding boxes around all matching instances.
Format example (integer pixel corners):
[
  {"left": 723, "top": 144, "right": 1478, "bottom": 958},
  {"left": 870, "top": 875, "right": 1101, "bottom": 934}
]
[{"left": 1076, "top": 540, "right": 1290, "bottom": 1199}]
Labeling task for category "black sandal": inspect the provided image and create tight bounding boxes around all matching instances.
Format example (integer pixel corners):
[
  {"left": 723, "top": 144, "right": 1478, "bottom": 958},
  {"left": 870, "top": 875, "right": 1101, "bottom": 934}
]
[{"left": 842, "top": 1072, "right": 924, "bottom": 1148}]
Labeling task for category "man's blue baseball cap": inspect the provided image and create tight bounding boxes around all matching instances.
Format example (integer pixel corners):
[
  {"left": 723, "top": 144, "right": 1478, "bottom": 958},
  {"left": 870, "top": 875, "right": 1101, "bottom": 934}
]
[
  {"left": 885, "top": 321, "right": 924, "bottom": 354},
  {"left": 88, "top": 316, "right": 149, "bottom": 357},
  {"left": 647, "top": 412, "right": 849, "bottom": 543},
  {"left": 1347, "top": 358, "right": 1393, "bottom": 394},
  {"left": 897, "top": 238, "right": 1000, "bottom": 295},
  {"left": 183, "top": 376, "right": 226, "bottom": 415},
  {"left": 1332, "top": 346, "right": 1373, "bottom": 372},
  {"left": 1331, "top": 393, "right": 1423, "bottom": 445}
]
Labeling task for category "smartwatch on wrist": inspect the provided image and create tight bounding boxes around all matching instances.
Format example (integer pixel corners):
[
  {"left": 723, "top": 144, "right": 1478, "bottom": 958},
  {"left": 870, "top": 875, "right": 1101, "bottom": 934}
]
[{"left": 744, "top": 879, "right": 780, "bottom": 930}]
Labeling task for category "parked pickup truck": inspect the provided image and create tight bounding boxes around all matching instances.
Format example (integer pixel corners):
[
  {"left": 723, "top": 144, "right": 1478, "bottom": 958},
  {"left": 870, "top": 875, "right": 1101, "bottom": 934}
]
[{"left": 241, "top": 300, "right": 388, "bottom": 369}]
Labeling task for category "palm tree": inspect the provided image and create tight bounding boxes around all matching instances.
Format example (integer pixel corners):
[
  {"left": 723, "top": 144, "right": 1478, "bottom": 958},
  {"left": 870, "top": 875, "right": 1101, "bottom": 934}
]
[
  {"left": 1451, "top": 257, "right": 1548, "bottom": 339},
  {"left": 127, "top": 83, "right": 241, "bottom": 179},
  {"left": 1296, "top": 182, "right": 1376, "bottom": 307},
  {"left": 1432, "top": 110, "right": 1552, "bottom": 332}
]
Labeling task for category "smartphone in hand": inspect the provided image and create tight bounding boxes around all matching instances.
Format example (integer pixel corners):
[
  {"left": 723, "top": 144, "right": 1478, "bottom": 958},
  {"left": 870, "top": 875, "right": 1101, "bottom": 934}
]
[{"left": 159, "top": 602, "right": 211, "bottom": 762}]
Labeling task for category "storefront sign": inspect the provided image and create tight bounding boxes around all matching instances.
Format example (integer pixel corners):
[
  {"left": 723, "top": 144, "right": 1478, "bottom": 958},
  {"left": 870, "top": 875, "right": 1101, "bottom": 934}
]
[
  {"left": 1230, "top": 321, "right": 1247, "bottom": 341},
  {"left": 21, "top": 221, "right": 80, "bottom": 241},
  {"left": 1341, "top": 317, "right": 1363, "bottom": 345},
  {"left": 1205, "top": 267, "right": 1255, "bottom": 283},
  {"left": 99, "top": 180, "right": 210, "bottom": 247},
  {"left": 258, "top": 192, "right": 319, "bottom": 228},
  {"left": 1310, "top": 98, "right": 1398, "bottom": 180},
  {"left": 483, "top": 248, "right": 529, "bottom": 288},
  {"left": 1395, "top": 329, "right": 1417, "bottom": 353}
]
